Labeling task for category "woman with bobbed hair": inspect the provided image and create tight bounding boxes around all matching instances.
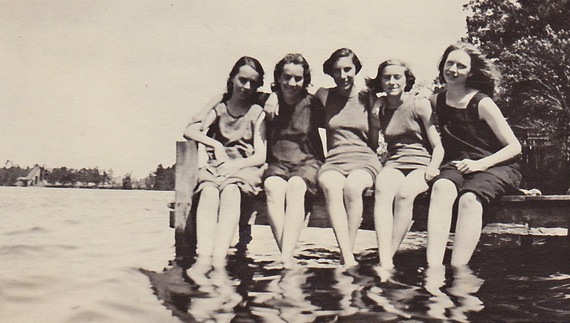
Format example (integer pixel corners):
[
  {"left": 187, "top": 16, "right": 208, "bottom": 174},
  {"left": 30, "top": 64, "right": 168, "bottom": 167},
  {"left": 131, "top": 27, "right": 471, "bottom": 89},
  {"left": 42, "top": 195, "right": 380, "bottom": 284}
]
[
  {"left": 263, "top": 53, "right": 325, "bottom": 268},
  {"left": 315, "top": 48, "right": 382, "bottom": 268},
  {"left": 367, "top": 59, "right": 443, "bottom": 271},
  {"left": 427, "top": 42, "right": 522, "bottom": 267}
]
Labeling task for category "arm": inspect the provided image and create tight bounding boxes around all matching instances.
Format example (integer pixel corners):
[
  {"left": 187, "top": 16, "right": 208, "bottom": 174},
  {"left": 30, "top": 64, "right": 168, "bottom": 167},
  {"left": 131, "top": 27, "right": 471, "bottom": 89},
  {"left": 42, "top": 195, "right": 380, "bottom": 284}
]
[
  {"left": 368, "top": 95, "right": 382, "bottom": 152},
  {"left": 189, "top": 94, "right": 223, "bottom": 131},
  {"left": 456, "top": 97, "right": 521, "bottom": 174},
  {"left": 183, "top": 108, "right": 230, "bottom": 162},
  {"left": 263, "top": 92, "right": 279, "bottom": 120},
  {"left": 416, "top": 98, "right": 444, "bottom": 181}
]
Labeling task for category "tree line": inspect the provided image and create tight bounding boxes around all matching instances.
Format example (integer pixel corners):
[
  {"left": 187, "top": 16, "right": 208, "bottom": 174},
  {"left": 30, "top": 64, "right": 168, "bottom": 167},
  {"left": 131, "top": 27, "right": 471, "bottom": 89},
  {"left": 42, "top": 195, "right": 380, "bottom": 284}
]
[{"left": 0, "top": 164, "right": 176, "bottom": 191}]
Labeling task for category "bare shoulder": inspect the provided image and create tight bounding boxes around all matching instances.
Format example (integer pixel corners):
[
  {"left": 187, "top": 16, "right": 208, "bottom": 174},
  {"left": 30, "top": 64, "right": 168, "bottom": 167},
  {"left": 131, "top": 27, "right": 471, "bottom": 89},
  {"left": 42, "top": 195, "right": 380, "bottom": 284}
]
[{"left": 477, "top": 96, "right": 505, "bottom": 120}]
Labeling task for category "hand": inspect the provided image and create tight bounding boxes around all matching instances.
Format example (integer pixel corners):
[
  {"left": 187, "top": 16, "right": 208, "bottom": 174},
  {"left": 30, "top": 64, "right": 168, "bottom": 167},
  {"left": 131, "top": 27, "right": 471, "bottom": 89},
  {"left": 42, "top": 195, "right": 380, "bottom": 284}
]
[
  {"left": 214, "top": 145, "right": 230, "bottom": 162},
  {"left": 452, "top": 159, "right": 488, "bottom": 174},
  {"left": 263, "top": 94, "right": 279, "bottom": 120},
  {"left": 216, "top": 159, "right": 244, "bottom": 177},
  {"left": 425, "top": 166, "right": 440, "bottom": 182}
]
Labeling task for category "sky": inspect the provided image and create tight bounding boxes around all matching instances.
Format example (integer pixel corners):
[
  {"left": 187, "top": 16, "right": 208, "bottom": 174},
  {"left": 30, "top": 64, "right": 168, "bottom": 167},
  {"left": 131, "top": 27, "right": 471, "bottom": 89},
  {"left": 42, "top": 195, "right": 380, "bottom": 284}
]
[{"left": 0, "top": 0, "right": 467, "bottom": 179}]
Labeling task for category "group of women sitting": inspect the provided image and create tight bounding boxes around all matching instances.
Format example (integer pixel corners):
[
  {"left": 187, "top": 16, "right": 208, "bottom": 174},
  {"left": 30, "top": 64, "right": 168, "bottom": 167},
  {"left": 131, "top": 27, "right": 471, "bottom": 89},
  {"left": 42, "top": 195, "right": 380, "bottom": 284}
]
[{"left": 182, "top": 42, "right": 522, "bottom": 280}]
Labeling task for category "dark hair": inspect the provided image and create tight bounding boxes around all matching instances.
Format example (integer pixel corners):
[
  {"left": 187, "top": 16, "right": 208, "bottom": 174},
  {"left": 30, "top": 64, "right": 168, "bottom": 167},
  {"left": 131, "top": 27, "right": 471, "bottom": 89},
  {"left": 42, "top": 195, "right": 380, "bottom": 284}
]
[
  {"left": 365, "top": 59, "right": 416, "bottom": 94},
  {"left": 322, "top": 48, "right": 362, "bottom": 76},
  {"left": 271, "top": 53, "right": 311, "bottom": 93},
  {"left": 437, "top": 42, "right": 499, "bottom": 97},
  {"left": 222, "top": 56, "right": 264, "bottom": 102}
]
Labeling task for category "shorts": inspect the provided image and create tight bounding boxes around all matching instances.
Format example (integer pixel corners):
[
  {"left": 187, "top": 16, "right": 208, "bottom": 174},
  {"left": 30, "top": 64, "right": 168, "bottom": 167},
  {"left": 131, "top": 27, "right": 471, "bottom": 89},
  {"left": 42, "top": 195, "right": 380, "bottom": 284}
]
[
  {"left": 263, "top": 158, "right": 322, "bottom": 195},
  {"left": 318, "top": 151, "right": 382, "bottom": 182},
  {"left": 431, "top": 162, "right": 522, "bottom": 205}
]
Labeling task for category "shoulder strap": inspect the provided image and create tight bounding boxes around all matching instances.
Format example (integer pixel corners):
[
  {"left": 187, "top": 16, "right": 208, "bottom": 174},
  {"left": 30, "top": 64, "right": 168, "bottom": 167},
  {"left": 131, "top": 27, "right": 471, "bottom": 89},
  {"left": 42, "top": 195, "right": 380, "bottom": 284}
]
[{"left": 466, "top": 92, "right": 488, "bottom": 119}]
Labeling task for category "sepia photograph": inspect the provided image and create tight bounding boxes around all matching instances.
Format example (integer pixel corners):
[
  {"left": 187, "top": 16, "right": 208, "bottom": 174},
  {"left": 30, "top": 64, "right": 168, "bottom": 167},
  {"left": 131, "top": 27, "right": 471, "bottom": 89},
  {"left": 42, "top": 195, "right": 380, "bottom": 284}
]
[{"left": 1, "top": 1, "right": 569, "bottom": 322}]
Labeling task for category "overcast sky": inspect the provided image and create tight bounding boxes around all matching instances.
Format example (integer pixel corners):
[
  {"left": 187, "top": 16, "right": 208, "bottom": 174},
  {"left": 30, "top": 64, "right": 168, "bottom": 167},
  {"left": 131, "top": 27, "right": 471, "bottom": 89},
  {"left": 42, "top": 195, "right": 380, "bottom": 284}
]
[{"left": 0, "top": 0, "right": 467, "bottom": 178}]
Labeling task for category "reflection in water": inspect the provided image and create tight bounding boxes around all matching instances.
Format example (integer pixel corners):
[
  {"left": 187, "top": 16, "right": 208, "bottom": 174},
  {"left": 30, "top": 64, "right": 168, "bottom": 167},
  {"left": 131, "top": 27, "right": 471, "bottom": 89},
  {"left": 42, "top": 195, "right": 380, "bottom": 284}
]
[
  {"left": 143, "top": 233, "right": 570, "bottom": 322},
  {"left": 424, "top": 265, "right": 485, "bottom": 322}
]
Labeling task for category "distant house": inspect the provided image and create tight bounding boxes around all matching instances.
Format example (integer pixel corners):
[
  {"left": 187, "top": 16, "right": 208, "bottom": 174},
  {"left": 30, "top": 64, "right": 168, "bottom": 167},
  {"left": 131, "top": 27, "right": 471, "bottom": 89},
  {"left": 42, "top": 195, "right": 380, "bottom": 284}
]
[{"left": 17, "top": 165, "right": 46, "bottom": 187}]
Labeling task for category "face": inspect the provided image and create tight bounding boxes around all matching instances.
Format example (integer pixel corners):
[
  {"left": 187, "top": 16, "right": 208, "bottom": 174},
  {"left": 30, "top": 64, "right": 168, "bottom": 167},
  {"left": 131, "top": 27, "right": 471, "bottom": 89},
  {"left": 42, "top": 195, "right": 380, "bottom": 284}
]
[
  {"left": 443, "top": 49, "right": 472, "bottom": 84},
  {"left": 231, "top": 65, "right": 261, "bottom": 99},
  {"left": 331, "top": 56, "right": 356, "bottom": 89},
  {"left": 380, "top": 65, "right": 407, "bottom": 96},
  {"left": 278, "top": 63, "right": 305, "bottom": 100}
]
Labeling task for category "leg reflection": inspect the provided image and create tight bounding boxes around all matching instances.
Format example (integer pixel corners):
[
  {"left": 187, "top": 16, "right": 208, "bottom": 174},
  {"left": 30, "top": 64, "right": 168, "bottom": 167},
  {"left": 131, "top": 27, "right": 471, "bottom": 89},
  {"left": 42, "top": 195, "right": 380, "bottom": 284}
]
[{"left": 448, "top": 265, "right": 485, "bottom": 321}]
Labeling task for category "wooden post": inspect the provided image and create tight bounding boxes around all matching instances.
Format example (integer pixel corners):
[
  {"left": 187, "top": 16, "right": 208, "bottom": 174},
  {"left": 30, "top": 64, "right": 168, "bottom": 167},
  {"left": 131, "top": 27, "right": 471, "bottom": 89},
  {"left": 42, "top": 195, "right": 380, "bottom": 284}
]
[{"left": 174, "top": 140, "right": 199, "bottom": 260}]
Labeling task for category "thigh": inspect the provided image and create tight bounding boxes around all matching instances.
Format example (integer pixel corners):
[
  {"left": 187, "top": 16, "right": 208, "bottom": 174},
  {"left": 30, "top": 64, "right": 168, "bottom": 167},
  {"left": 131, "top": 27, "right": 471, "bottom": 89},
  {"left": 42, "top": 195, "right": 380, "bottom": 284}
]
[
  {"left": 346, "top": 169, "right": 374, "bottom": 192},
  {"left": 375, "top": 167, "right": 406, "bottom": 194},
  {"left": 399, "top": 169, "right": 429, "bottom": 198},
  {"left": 461, "top": 171, "right": 511, "bottom": 205}
]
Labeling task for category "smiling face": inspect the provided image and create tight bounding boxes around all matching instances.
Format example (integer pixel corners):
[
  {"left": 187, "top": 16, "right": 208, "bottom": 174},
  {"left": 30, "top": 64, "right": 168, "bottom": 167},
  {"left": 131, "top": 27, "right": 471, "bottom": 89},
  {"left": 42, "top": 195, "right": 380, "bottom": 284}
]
[
  {"left": 278, "top": 63, "right": 305, "bottom": 102},
  {"left": 380, "top": 65, "right": 407, "bottom": 97},
  {"left": 331, "top": 56, "right": 356, "bottom": 89},
  {"left": 230, "top": 65, "right": 261, "bottom": 100},
  {"left": 443, "top": 49, "right": 472, "bottom": 85}
]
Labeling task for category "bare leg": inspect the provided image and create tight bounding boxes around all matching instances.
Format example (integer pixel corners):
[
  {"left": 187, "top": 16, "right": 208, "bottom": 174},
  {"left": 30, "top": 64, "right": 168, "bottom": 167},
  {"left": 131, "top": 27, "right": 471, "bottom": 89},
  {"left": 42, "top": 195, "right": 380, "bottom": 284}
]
[
  {"left": 187, "top": 186, "right": 219, "bottom": 283},
  {"left": 344, "top": 170, "right": 374, "bottom": 264},
  {"left": 427, "top": 179, "right": 457, "bottom": 266},
  {"left": 451, "top": 193, "right": 483, "bottom": 266},
  {"left": 373, "top": 167, "right": 403, "bottom": 268},
  {"left": 392, "top": 169, "right": 429, "bottom": 255},
  {"left": 281, "top": 176, "right": 308, "bottom": 268},
  {"left": 264, "top": 177, "right": 287, "bottom": 251},
  {"left": 195, "top": 186, "right": 220, "bottom": 262},
  {"left": 318, "top": 171, "right": 355, "bottom": 266},
  {"left": 212, "top": 184, "right": 242, "bottom": 268}
]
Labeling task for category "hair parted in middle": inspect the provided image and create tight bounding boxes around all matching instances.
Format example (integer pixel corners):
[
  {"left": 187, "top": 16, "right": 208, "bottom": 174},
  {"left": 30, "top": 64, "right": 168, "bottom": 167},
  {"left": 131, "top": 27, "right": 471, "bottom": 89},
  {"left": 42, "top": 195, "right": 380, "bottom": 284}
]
[
  {"left": 271, "top": 53, "right": 312, "bottom": 93},
  {"left": 222, "top": 56, "right": 265, "bottom": 102},
  {"left": 365, "top": 58, "right": 416, "bottom": 94}
]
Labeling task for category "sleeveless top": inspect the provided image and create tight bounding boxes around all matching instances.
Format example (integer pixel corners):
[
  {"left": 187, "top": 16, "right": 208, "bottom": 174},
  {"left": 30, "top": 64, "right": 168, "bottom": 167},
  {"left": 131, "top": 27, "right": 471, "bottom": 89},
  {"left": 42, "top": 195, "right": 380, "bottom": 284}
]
[
  {"left": 267, "top": 93, "right": 325, "bottom": 164},
  {"left": 320, "top": 87, "right": 375, "bottom": 156},
  {"left": 205, "top": 102, "right": 264, "bottom": 161},
  {"left": 379, "top": 95, "right": 432, "bottom": 169},
  {"left": 436, "top": 91, "right": 518, "bottom": 166}
]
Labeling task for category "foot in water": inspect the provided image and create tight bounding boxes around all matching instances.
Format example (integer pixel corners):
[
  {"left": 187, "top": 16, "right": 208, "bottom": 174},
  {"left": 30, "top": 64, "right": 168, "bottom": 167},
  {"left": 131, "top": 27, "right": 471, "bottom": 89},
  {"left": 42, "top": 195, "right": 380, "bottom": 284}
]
[{"left": 186, "top": 260, "right": 212, "bottom": 286}]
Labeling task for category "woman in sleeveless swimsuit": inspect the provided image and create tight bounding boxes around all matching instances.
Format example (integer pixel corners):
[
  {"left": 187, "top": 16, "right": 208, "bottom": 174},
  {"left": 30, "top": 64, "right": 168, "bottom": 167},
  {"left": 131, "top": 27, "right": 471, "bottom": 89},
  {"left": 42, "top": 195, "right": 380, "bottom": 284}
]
[
  {"left": 316, "top": 48, "right": 382, "bottom": 268},
  {"left": 263, "top": 53, "right": 325, "bottom": 268},
  {"left": 367, "top": 59, "right": 443, "bottom": 271},
  {"left": 427, "top": 43, "right": 522, "bottom": 266},
  {"left": 183, "top": 56, "right": 267, "bottom": 278}
]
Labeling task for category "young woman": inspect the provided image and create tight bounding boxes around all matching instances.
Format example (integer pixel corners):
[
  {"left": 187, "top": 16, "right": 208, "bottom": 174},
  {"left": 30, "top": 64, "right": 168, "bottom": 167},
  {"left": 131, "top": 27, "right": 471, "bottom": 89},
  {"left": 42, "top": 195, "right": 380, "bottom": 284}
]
[
  {"left": 183, "top": 56, "right": 267, "bottom": 276},
  {"left": 367, "top": 59, "right": 443, "bottom": 270},
  {"left": 316, "top": 48, "right": 382, "bottom": 268},
  {"left": 263, "top": 53, "right": 325, "bottom": 268},
  {"left": 427, "top": 43, "right": 522, "bottom": 266}
]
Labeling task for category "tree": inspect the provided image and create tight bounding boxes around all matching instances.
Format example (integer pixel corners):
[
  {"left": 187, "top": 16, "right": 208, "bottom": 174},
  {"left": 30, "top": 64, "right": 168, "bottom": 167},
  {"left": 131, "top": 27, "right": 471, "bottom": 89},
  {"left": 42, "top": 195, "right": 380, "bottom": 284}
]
[{"left": 464, "top": 0, "right": 570, "bottom": 193}]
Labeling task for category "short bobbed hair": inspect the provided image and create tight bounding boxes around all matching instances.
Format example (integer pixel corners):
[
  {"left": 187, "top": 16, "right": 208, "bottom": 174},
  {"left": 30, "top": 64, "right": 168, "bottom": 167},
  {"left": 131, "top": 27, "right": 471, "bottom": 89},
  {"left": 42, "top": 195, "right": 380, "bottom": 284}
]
[
  {"left": 322, "top": 48, "right": 362, "bottom": 76},
  {"left": 437, "top": 42, "right": 499, "bottom": 97},
  {"left": 365, "top": 59, "right": 416, "bottom": 94},
  {"left": 271, "top": 53, "right": 311, "bottom": 93},
  {"left": 223, "top": 56, "right": 265, "bottom": 102}
]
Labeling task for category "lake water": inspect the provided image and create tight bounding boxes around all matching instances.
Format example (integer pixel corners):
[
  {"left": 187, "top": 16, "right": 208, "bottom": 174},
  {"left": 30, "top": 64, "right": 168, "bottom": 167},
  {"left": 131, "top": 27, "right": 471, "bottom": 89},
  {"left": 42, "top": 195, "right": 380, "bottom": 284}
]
[{"left": 1, "top": 187, "right": 568, "bottom": 322}]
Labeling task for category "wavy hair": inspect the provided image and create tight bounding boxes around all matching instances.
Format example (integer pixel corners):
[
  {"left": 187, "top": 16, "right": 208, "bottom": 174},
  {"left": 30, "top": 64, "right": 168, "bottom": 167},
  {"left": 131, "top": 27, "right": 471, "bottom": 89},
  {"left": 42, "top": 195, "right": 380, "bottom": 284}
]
[
  {"left": 271, "top": 53, "right": 311, "bottom": 93},
  {"left": 365, "top": 58, "right": 416, "bottom": 94},
  {"left": 322, "top": 48, "right": 362, "bottom": 76},
  {"left": 222, "top": 56, "right": 265, "bottom": 102},
  {"left": 437, "top": 42, "right": 500, "bottom": 97}
]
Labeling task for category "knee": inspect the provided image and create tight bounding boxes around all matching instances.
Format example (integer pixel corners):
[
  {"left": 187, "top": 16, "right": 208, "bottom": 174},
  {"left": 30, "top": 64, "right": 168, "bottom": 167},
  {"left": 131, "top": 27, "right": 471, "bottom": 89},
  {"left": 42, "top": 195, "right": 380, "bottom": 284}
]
[
  {"left": 344, "top": 174, "right": 371, "bottom": 197},
  {"left": 286, "top": 176, "right": 307, "bottom": 195},
  {"left": 458, "top": 192, "right": 481, "bottom": 210},
  {"left": 264, "top": 177, "right": 286, "bottom": 197},
  {"left": 221, "top": 184, "right": 240, "bottom": 198},
  {"left": 318, "top": 172, "right": 343, "bottom": 194},
  {"left": 431, "top": 179, "right": 457, "bottom": 199},
  {"left": 395, "top": 190, "right": 416, "bottom": 206}
]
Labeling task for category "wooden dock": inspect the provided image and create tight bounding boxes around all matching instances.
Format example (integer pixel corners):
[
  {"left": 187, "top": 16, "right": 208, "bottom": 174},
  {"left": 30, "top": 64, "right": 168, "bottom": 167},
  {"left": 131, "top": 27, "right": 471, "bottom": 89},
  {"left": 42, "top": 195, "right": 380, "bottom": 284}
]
[{"left": 170, "top": 141, "right": 570, "bottom": 257}]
